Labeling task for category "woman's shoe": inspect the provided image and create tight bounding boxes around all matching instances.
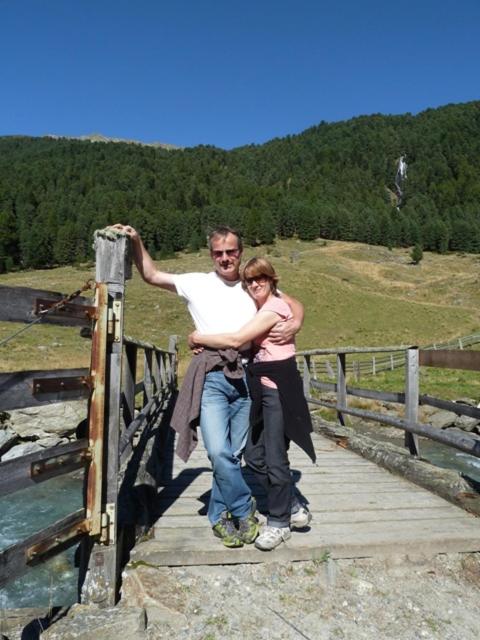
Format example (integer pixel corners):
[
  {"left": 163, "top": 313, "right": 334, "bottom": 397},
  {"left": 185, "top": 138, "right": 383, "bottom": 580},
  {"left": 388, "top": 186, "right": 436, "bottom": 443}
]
[
  {"left": 255, "top": 525, "right": 291, "bottom": 550},
  {"left": 290, "top": 506, "right": 312, "bottom": 529}
]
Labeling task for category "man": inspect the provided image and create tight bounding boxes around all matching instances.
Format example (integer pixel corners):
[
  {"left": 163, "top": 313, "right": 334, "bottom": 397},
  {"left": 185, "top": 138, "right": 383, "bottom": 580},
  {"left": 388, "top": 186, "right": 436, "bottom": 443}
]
[{"left": 111, "top": 224, "right": 303, "bottom": 547}]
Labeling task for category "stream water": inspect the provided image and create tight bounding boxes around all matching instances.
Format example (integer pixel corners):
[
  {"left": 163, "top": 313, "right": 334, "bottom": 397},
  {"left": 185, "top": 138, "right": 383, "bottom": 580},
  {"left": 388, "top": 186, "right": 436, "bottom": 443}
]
[
  {"left": 0, "top": 473, "right": 83, "bottom": 609},
  {"left": 351, "top": 423, "right": 480, "bottom": 483}
]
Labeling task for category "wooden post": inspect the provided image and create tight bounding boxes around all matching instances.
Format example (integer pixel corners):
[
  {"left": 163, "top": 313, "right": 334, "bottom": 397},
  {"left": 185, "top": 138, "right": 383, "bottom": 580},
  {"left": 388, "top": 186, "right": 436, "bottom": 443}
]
[
  {"left": 336, "top": 353, "right": 347, "bottom": 426},
  {"left": 372, "top": 356, "right": 376, "bottom": 376},
  {"left": 121, "top": 343, "right": 137, "bottom": 456},
  {"left": 156, "top": 350, "right": 166, "bottom": 389},
  {"left": 168, "top": 335, "right": 178, "bottom": 389},
  {"left": 404, "top": 347, "right": 420, "bottom": 456},
  {"left": 81, "top": 229, "right": 131, "bottom": 607}
]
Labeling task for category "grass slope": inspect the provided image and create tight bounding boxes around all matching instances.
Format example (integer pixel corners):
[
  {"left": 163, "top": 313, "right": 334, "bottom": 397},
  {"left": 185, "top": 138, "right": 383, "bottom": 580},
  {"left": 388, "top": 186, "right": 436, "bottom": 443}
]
[{"left": 1, "top": 239, "right": 479, "bottom": 387}]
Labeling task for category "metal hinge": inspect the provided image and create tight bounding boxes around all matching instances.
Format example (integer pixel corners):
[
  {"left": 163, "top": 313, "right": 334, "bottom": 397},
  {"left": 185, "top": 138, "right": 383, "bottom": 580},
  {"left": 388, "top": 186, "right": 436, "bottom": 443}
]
[
  {"left": 107, "top": 300, "right": 122, "bottom": 342},
  {"left": 100, "top": 504, "right": 116, "bottom": 544}
]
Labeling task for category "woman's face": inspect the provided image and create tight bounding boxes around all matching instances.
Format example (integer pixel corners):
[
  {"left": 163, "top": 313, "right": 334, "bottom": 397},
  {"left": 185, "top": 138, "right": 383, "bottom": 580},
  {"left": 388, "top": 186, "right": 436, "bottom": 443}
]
[{"left": 244, "top": 274, "right": 271, "bottom": 305}]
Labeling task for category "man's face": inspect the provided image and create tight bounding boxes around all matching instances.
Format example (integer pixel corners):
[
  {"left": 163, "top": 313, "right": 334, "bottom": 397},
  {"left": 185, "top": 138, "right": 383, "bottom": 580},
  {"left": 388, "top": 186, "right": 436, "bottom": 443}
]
[{"left": 210, "top": 232, "right": 242, "bottom": 282}]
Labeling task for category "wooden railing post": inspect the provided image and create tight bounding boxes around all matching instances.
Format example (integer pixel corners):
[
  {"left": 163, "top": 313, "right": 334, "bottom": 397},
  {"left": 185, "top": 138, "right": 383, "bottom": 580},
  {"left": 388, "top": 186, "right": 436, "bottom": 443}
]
[
  {"left": 336, "top": 353, "right": 347, "bottom": 426},
  {"left": 143, "top": 348, "right": 154, "bottom": 406},
  {"left": 121, "top": 343, "right": 137, "bottom": 457},
  {"left": 81, "top": 229, "right": 131, "bottom": 607},
  {"left": 405, "top": 347, "right": 420, "bottom": 456},
  {"left": 168, "top": 335, "right": 178, "bottom": 389}
]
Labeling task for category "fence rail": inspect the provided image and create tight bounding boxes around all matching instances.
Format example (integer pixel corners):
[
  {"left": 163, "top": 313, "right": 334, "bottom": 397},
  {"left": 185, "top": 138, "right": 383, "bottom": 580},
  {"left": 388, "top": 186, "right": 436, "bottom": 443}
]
[
  {"left": 299, "top": 346, "right": 480, "bottom": 459},
  {"left": 300, "top": 333, "right": 480, "bottom": 379}
]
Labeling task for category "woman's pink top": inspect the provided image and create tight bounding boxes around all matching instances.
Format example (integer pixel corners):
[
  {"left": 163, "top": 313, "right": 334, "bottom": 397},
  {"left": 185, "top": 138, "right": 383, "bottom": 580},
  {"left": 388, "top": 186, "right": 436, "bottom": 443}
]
[{"left": 253, "top": 295, "right": 295, "bottom": 388}]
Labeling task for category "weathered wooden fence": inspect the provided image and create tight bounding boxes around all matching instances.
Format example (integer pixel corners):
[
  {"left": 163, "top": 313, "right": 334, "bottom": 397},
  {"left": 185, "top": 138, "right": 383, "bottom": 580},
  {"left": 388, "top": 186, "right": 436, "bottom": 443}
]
[
  {"left": 0, "top": 230, "right": 177, "bottom": 606},
  {"left": 311, "top": 333, "right": 480, "bottom": 378},
  {"left": 299, "top": 345, "right": 480, "bottom": 459}
]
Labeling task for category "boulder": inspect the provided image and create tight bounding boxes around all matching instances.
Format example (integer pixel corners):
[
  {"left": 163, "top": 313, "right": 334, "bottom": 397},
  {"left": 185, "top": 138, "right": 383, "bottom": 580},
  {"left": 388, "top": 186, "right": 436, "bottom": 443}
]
[
  {"left": 0, "top": 607, "right": 53, "bottom": 640},
  {"left": 427, "top": 409, "right": 457, "bottom": 430},
  {"left": 1, "top": 441, "right": 43, "bottom": 462},
  {"left": 0, "top": 427, "right": 18, "bottom": 455},
  {"left": 36, "top": 436, "right": 70, "bottom": 448},
  {"left": 41, "top": 605, "right": 147, "bottom": 640},
  {"left": 454, "top": 397, "right": 479, "bottom": 407},
  {"left": 454, "top": 415, "right": 480, "bottom": 432},
  {"left": 7, "top": 401, "right": 87, "bottom": 439},
  {"left": 121, "top": 564, "right": 188, "bottom": 625}
]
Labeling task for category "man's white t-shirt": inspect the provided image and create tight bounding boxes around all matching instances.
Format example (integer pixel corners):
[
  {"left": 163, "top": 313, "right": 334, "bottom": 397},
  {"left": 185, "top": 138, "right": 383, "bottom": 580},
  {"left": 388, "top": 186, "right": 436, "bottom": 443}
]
[{"left": 172, "top": 271, "right": 256, "bottom": 334}]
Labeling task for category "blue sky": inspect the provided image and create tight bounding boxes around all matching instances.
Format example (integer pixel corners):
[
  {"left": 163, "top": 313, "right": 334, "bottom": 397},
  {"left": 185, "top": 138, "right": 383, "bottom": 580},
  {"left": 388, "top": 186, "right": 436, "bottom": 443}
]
[{"left": 1, "top": 0, "right": 479, "bottom": 149}]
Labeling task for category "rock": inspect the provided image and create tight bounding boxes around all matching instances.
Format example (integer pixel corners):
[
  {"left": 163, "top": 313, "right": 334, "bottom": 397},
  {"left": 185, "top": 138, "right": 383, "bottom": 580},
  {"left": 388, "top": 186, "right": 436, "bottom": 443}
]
[
  {"left": 418, "top": 405, "right": 439, "bottom": 418},
  {"left": 36, "top": 436, "right": 70, "bottom": 448},
  {"left": 454, "top": 398, "right": 478, "bottom": 407},
  {"left": 7, "top": 401, "right": 87, "bottom": 439},
  {"left": 40, "top": 605, "right": 147, "bottom": 640},
  {"left": 0, "top": 607, "right": 53, "bottom": 640},
  {"left": 0, "top": 428, "right": 18, "bottom": 455},
  {"left": 454, "top": 415, "right": 480, "bottom": 432},
  {"left": 121, "top": 564, "right": 188, "bottom": 625},
  {"left": 427, "top": 409, "right": 457, "bottom": 429},
  {"left": 1, "top": 441, "right": 43, "bottom": 462}
]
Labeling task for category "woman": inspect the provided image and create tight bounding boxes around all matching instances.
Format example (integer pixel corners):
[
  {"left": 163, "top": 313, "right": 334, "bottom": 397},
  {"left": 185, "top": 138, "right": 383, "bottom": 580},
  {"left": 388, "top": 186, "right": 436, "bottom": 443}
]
[{"left": 189, "top": 257, "right": 316, "bottom": 550}]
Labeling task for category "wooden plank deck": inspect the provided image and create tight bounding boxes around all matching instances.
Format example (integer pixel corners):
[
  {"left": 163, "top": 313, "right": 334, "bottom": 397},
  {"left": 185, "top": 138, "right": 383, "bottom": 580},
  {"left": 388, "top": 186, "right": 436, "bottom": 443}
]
[{"left": 130, "top": 432, "right": 480, "bottom": 566}]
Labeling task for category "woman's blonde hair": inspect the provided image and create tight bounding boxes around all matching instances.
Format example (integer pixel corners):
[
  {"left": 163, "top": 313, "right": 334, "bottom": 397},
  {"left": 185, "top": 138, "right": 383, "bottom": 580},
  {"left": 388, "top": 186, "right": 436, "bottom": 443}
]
[{"left": 241, "top": 257, "right": 279, "bottom": 296}]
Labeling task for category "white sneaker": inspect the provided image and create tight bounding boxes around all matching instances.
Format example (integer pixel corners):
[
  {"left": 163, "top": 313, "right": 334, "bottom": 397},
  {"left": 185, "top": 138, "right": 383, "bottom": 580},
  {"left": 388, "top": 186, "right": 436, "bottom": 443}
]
[
  {"left": 255, "top": 526, "right": 291, "bottom": 550},
  {"left": 290, "top": 506, "right": 312, "bottom": 529}
]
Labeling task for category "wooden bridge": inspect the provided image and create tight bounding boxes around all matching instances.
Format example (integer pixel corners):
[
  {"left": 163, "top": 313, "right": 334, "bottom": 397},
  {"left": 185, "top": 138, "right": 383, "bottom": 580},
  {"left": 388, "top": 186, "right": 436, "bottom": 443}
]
[
  {"left": 1, "top": 229, "right": 480, "bottom": 613},
  {"left": 130, "top": 430, "right": 480, "bottom": 567}
]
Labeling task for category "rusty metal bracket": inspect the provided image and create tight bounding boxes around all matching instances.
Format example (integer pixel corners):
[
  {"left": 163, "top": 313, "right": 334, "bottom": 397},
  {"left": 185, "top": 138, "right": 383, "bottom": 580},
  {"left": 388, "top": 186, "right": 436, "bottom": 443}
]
[
  {"left": 31, "top": 449, "right": 92, "bottom": 478},
  {"left": 26, "top": 518, "right": 90, "bottom": 563},
  {"left": 34, "top": 297, "right": 96, "bottom": 321},
  {"left": 32, "top": 375, "right": 93, "bottom": 395}
]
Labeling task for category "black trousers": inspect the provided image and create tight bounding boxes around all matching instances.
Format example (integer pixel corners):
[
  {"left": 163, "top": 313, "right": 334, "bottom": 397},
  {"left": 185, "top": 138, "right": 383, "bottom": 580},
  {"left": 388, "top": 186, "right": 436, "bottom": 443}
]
[{"left": 245, "top": 385, "right": 291, "bottom": 527}]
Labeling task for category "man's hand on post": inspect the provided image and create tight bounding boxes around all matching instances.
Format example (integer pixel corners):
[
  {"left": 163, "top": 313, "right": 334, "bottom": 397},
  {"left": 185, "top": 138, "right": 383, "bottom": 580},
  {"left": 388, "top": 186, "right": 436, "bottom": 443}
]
[{"left": 110, "top": 224, "right": 139, "bottom": 241}]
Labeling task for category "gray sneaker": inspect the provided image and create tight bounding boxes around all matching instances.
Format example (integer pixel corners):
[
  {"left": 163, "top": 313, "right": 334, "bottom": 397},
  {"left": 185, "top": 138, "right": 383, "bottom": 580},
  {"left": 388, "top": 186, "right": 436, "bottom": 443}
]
[
  {"left": 212, "top": 514, "right": 243, "bottom": 548},
  {"left": 237, "top": 497, "right": 259, "bottom": 544},
  {"left": 290, "top": 506, "right": 312, "bottom": 529},
  {"left": 255, "top": 525, "right": 291, "bottom": 550}
]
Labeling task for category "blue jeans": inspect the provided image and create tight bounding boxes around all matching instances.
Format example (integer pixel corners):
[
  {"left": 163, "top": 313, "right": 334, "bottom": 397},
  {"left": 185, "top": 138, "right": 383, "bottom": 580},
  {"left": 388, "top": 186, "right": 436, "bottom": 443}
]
[{"left": 200, "top": 370, "right": 252, "bottom": 525}]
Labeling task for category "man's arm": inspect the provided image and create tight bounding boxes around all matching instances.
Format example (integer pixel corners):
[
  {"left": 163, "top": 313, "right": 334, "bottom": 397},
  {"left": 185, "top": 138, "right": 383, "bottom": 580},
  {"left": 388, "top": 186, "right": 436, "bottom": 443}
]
[
  {"left": 270, "top": 292, "right": 304, "bottom": 344},
  {"left": 188, "top": 310, "right": 280, "bottom": 351},
  {"left": 110, "top": 224, "right": 176, "bottom": 292}
]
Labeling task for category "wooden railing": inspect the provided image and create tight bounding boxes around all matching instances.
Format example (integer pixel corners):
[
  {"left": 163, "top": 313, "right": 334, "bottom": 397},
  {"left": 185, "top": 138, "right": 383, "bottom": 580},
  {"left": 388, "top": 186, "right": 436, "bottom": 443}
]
[
  {"left": 298, "top": 346, "right": 480, "bottom": 459},
  {"left": 0, "top": 230, "right": 178, "bottom": 607},
  {"left": 310, "top": 333, "right": 480, "bottom": 378}
]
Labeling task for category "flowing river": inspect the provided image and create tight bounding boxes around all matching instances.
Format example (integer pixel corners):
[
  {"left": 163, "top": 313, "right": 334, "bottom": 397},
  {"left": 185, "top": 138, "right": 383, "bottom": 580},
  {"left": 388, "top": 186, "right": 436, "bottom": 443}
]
[{"left": 0, "top": 473, "right": 83, "bottom": 609}]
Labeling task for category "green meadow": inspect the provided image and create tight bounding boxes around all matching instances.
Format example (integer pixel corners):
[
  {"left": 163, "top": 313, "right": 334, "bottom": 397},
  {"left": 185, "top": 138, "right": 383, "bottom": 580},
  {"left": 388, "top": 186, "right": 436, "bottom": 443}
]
[{"left": 1, "top": 238, "right": 479, "bottom": 399}]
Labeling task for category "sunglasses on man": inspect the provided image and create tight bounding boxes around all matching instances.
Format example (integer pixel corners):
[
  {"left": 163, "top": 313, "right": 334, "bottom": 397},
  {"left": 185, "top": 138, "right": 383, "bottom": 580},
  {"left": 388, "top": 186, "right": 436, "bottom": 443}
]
[{"left": 211, "top": 249, "right": 240, "bottom": 259}]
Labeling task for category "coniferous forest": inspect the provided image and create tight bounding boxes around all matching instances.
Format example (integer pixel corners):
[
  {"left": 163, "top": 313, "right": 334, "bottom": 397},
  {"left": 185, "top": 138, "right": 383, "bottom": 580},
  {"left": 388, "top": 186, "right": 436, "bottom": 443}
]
[{"left": 1, "top": 101, "right": 479, "bottom": 272}]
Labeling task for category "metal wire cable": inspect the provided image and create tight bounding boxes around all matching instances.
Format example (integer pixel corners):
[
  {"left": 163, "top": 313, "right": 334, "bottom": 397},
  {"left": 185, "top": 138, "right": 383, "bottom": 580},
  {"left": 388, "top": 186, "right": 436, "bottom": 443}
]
[{"left": 0, "top": 278, "right": 95, "bottom": 348}]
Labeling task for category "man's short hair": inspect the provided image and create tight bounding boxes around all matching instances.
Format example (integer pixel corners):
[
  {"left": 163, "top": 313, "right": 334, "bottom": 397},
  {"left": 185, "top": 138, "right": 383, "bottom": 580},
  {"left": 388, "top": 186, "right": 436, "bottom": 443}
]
[{"left": 207, "top": 226, "right": 243, "bottom": 252}]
